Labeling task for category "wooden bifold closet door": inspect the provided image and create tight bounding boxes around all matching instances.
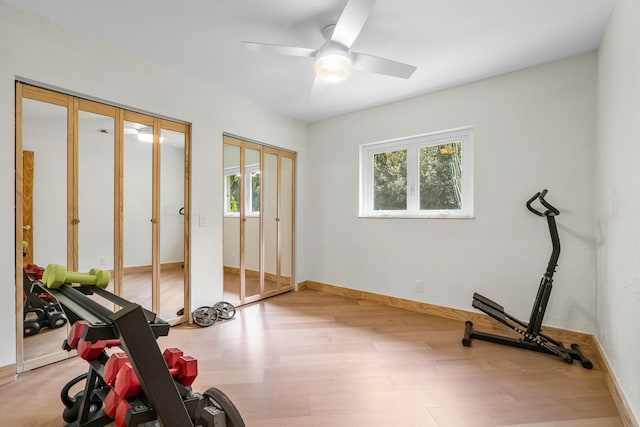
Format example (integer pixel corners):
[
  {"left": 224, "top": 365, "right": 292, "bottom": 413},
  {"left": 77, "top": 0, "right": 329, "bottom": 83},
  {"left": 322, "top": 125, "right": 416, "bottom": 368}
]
[
  {"left": 222, "top": 135, "right": 296, "bottom": 306},
  {"left": 15, "top": 83, "right": 191, "bottom": 372}
]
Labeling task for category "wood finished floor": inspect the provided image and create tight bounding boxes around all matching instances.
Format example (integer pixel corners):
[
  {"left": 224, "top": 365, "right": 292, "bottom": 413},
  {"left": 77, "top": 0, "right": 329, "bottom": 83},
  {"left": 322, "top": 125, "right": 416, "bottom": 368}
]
[{"left": 2, "top": 289, "right": 623, "bottom": 427}]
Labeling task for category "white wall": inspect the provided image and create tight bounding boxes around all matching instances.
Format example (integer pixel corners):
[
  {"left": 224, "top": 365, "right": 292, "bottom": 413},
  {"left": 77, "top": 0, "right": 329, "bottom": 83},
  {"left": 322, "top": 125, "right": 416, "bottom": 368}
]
[
  {"left": 306, "top": 53, "right": 598, "bottom": 333},
  {"left": 0, "top": 1, "right": 307, "bottom": 368},
  {"left": 596, "top": 0, "right": 640, "bottom": 420}
]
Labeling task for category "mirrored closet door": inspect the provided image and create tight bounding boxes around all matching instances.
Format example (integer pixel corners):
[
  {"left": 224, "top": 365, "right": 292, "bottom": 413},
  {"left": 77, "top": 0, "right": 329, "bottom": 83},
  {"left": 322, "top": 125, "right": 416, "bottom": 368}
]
[
  {"left": 122, "top": 113, "right": 155, "bottom": 312},
  {"left": 15, "top": 83, "right": 190, "bottom": 372},
  {"left": 222, "top": 135, "right": 296, "bottom": 306},
  {"left": 18, "top": 87, "right": 72, "bottom": 370}
]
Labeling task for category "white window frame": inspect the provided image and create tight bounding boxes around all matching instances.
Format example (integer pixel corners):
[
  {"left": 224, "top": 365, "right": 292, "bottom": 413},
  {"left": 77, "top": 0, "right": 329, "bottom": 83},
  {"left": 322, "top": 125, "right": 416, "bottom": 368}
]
[
  {"left": 224, "top": 163, "right": 261, "bottom": 217},
  {"left": 359, "top": 126, "right": 474, "bottom": 219}
]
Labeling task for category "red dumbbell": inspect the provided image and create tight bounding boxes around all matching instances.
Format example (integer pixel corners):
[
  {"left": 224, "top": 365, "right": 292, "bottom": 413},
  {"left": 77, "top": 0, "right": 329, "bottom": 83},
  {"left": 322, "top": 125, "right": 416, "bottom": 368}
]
[
  {"left": 115, "top": 399, "right": 131, "bottom": 427},
  {"left": 66, "top": 320, "right": 88, "bottom": 349},
  {"left": 163, "top": 347, "right": 184, "bottom": 368},
  {"left": 106, "top": 349, "right": 190, "bottom": 400},
  {"left": 173, "top": 356, "right": 198, "bottom": 386},
  {"left": 77, "top": 338, "right": 121, "bottom": 360},
  {"left": 114, "top": 363, "right": 141, "bottom": 399},
  {"left": 104, "top": 388, "right": 120, "bottom": 419},
  {"left": 114, "top": 356, "right": 198, "bottom": 399},
  {"left": 104, "top": 352, "right": 129, "bottom": 385},
  {"left": 24, "top": 264, "right": 45, "bottom": 279}
]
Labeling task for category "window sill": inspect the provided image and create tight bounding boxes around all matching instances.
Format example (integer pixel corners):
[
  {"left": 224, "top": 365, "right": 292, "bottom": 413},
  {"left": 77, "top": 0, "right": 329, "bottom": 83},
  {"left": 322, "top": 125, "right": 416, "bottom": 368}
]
[{"left": 358, "top": 214, "right": 475, "bottom": 219}]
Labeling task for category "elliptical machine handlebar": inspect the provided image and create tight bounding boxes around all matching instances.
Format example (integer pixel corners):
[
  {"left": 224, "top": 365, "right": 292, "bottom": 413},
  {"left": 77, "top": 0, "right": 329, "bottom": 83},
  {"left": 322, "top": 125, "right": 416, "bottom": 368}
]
[{"left": 526, "top": 189, "right": 560, "bottom": 217}]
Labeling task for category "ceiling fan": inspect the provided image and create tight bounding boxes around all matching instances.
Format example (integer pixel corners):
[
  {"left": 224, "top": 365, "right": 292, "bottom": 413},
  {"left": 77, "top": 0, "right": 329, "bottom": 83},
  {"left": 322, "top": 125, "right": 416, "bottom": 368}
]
[{"left": 242, "top": 0, "right": 417, "bottom": 86}]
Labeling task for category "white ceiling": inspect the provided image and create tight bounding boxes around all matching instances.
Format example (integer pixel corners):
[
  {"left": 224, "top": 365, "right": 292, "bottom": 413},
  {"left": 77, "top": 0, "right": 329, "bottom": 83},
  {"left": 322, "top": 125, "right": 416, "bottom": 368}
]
[{"left": 7, "top": 0, "right": 613, "bottom": 123}]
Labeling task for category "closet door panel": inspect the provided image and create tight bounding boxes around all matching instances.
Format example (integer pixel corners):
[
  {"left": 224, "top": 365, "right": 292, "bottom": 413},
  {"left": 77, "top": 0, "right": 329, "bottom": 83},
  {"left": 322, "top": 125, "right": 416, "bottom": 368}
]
[
  {"left": 122, "top": 119, "right": 154, "bottom": 311},
  {"left": 20, "top": 96, "right": 70, "bottom": 366},
  {"left": 223, "top": 143, "right": 241, "bottom": 303},
  {"left": 280, "top": 156, "right": 294, "bottom": 288},
  {"left": 244, "top": 147, "right": 262, "bottom": 300},
  {"left": 263, "top": 152, "right": 278, "bottom": 293},
  {"left": 159, "top": 127, "right": 187, "bottom": 322},
  {"left": 77, "top": 109, "right": 115, "bottom": 286}
]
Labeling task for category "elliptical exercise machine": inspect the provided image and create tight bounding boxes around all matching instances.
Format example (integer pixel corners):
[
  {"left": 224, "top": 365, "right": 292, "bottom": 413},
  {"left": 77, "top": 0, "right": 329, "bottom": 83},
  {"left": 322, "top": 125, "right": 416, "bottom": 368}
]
[{"left": 462, "top": 190, "right": 592, "bottom": 369}]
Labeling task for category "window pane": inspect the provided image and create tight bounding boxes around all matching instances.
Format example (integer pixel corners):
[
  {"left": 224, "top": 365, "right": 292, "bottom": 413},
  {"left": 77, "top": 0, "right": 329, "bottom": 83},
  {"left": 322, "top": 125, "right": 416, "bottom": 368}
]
[
  {"left": 227, "top": 174, "right": 240, "bottom": 212},
  {"left": 419, "top": 141, "right": 462, "bottom": 210},
  {"left": 251, "top": 171, "right": 261, "bottom": 213},
  {"left": 374, "top": 149, "right": 407, "bottom": 210}
]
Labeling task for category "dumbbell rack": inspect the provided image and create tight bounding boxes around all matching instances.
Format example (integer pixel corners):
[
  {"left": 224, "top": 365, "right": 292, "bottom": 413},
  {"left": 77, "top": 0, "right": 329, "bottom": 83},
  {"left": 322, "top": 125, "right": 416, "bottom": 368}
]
[{"left": 48, "top": 283, "right": 237, "bottom": 427}]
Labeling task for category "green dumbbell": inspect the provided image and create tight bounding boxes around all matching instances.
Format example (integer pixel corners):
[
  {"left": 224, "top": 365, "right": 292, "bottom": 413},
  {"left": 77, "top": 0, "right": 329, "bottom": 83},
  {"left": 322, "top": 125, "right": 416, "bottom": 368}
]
[{"left": 42, "top": 264, "right": 110, "bottom": 289}]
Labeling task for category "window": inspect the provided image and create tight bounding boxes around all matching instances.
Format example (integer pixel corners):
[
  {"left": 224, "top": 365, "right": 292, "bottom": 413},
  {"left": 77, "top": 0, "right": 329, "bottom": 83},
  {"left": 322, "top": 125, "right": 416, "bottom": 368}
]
[
  {"left": 224, "top": 164, "right": 261, "bottom": 216},
  {"left": 360, "top": 127, "right": 473, "bottom": 218}
]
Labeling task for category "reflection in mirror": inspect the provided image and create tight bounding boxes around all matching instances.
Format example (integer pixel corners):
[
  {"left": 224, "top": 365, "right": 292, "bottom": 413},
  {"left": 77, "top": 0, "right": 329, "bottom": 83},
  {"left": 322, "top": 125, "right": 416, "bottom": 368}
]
[
  {"left": 263, "top": 152, "right": 278, "bottom": 293},
  {"left": 244, "top": 148, "right": 261, "bottom": 299},
  {"left": 123, "top": 120, "right": 153, "bottom": 311},
  {"left": 222, "top": 144, "right": 241, "bottom": 303},
  {"left": 78, "top": 110, "right": 115, "bottom": 305},
  {"left": 281, "top": 156, "right": 294, "bottom": 287},
  {"left": 159, "top": 128, "right": 186, "bottom": 322},
  {"left": 21, "top": 98, "right": 69, "bottom": 363}
]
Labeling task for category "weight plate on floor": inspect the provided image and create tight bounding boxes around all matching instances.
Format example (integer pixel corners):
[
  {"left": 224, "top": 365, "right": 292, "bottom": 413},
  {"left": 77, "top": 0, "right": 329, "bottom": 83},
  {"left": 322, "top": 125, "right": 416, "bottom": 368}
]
[
  {"left": 213, "top": 301, "right": 236, "bottom": 320},
  {"left": 193, "top": 306, "right": 218, "bottom": 327}
]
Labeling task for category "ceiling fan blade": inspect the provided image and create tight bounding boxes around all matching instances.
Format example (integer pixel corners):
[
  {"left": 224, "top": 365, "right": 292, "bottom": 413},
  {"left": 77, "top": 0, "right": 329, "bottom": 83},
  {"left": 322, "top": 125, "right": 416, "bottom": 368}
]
[
  {"left": 242, "top": 41, "right": 317, "bottom": 58},
  {"left": 331, "top": 0, "right": 376, "bottom": 48},
  {"left": 308, "top": 75, "right": 330, "bottom": 99},
  {"left": 352, "top": 52, "right": 417, "bottom": 79}
]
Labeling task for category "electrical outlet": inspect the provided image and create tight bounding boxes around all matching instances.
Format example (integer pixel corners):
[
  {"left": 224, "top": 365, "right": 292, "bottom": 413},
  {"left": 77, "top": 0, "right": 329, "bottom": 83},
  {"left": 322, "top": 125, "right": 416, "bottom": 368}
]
[
  {"left": 199, "top": 214, "right": 206, "bottom": 227},
  {"left": 100, "top": 257, "right": 107, "bottom": 265},
  {"left": 415, "top": 280, "right": 424, "bottom": 293}
]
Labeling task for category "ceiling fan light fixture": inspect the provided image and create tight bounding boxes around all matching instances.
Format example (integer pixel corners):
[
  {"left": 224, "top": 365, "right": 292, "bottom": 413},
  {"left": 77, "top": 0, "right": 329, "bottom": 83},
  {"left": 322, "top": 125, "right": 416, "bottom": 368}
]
[{"left": 315, "top": 49, "right": 353, "bottom": 83}]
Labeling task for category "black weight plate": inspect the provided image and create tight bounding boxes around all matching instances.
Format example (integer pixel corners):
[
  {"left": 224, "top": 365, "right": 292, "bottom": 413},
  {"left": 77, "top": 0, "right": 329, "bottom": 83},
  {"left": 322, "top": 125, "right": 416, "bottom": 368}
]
[
  {"left": 203, "top": 387, "right": 246, "bottom": 427},
  {"left": 213, "top": 301, "right": 236, "bottom": 320},
  {"left": 193, "top": 306, "right": 218, "bottom": 327}
]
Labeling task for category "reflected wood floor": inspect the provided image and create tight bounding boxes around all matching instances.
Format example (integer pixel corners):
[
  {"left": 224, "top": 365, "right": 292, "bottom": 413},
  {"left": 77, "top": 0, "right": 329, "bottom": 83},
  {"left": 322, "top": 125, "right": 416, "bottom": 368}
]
[{"left": 1, "top": 289, "right": 624, "bottom": 426}]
